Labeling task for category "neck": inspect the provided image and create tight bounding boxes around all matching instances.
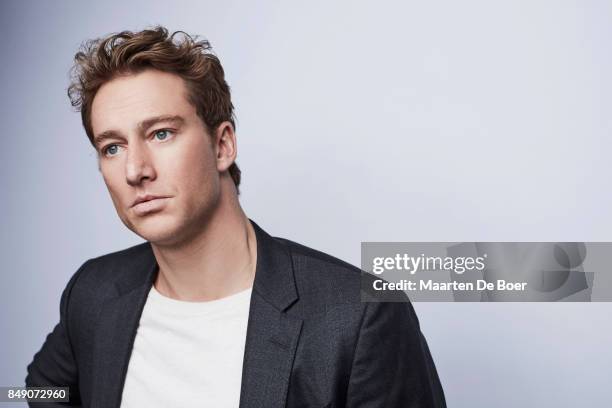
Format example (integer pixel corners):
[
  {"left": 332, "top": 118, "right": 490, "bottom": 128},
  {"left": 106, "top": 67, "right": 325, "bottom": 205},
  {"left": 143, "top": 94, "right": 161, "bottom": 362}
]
[{"left": 150, "top": 184, "right": 257, "bottom": 302}]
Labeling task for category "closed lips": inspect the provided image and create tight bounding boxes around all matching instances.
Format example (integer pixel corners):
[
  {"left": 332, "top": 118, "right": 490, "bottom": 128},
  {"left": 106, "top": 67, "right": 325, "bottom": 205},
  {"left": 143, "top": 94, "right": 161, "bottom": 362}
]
[{"left": 132, "top": 196, "right": 169, "bottom": 207}]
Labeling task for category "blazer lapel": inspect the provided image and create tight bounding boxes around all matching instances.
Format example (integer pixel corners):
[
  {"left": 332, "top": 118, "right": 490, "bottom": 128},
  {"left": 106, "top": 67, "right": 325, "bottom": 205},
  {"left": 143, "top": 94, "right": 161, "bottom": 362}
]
[
  {"left": 239, "top": 293, "right": 303, "bottom": 408},
  {"left": 90, "top": 247, "right": 157, "bottom": 408},
  {"left": 239, "top": 220, "right": 303, "bottom": 408}
]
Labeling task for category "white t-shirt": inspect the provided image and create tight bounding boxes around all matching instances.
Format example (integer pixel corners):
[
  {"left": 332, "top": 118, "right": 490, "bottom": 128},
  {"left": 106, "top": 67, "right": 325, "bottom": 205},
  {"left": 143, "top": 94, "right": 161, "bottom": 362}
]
[{"left": 120, "top": 284, "right": 253, "bottom": 408}]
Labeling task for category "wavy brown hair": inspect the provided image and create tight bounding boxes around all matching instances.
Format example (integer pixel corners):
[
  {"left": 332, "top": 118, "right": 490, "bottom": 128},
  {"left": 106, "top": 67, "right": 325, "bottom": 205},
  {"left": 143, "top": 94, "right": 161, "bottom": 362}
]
[{"left": 68, "top": 26, "right": 241, "bottom": 189}]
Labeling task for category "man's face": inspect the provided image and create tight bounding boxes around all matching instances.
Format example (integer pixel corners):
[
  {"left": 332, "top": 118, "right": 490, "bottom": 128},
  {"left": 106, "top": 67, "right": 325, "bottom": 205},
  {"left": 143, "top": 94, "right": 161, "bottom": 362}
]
[{"left": 91, "top": 69, "right": 221, "bottom": 246}]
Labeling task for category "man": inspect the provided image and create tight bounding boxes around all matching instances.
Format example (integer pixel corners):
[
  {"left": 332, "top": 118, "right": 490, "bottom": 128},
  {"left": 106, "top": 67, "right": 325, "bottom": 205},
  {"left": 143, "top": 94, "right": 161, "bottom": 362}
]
[{"left": 26, "top": 26, "right": 446, "bottom": 407}]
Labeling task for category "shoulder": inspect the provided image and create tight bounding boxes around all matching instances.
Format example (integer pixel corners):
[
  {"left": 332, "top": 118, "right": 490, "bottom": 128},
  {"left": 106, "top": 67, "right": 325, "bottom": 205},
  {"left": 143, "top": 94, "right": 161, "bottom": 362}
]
[
  {"left": 273, "top": 235, "right": 411, "bottom": 307},
  {"left": 273, "top": 236, "right": 366, "bottom": 305},
  {"left": 81, "top": 242, "right": 153, "bottom": 279},
  {"left": 66, "top": 242, "right": 154, "bottom": 307},
  {"left": 270, "top": 238, "right": 424, "bottom": 364},
  {"left": 77, "top": 242, "right": 153, "bottom": 284},
  {"left": 276, "top": 236, "right": 358, "bottom": 272}
]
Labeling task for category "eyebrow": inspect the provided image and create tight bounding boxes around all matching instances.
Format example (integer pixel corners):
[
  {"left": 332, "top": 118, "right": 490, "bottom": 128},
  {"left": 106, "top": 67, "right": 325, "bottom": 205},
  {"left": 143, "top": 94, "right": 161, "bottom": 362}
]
[{"left": 93, "top": 115, "right": 185, "bottom": 147}]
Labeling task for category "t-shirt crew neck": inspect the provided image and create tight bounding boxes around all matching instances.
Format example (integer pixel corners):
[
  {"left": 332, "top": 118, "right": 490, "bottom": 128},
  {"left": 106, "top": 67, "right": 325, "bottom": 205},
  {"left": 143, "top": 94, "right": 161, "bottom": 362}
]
[
  {"left": 147, "top": 284, "right": 253, "bottom": 317},
  {"left": 120, "top": 284, "right": 253, "bottom": 408}
]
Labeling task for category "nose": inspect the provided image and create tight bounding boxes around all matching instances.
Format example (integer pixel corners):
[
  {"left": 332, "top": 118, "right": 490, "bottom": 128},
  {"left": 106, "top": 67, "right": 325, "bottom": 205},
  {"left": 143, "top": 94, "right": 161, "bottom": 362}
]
[{"left": 125, "top": 142, "right": 156, "bottom": 186}]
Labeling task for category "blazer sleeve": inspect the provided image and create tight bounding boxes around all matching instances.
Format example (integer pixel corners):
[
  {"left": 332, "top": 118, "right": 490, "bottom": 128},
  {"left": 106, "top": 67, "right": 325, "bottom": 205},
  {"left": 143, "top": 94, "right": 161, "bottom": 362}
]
[
  {"left": 345, "top": 299, "right": 446, "bottom": 408},
  {"left": 25, "top": 261, "right": 90, "bottom": 407}
]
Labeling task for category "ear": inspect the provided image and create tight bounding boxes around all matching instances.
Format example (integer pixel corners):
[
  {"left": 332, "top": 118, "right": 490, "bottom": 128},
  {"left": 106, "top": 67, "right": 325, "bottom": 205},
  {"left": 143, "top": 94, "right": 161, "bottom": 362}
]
[{"left": 213, "top": 121, "right": 237, "bottom": 172}]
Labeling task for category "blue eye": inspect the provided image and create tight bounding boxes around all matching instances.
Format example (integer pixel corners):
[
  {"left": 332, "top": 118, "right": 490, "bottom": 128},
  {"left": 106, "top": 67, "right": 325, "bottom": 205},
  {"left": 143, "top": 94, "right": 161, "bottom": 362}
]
[
  {"left": 104, "top": 144, "right": 119, "bottom": 156},
  {"left": 154, "top": 130, "right": 170, "bottom": 140}
]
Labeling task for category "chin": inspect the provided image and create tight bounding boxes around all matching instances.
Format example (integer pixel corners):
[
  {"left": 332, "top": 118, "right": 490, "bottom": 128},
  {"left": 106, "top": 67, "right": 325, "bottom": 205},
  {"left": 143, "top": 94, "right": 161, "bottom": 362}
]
[{"left": 127, "top": 216, "right": 186, "bottom": 246}]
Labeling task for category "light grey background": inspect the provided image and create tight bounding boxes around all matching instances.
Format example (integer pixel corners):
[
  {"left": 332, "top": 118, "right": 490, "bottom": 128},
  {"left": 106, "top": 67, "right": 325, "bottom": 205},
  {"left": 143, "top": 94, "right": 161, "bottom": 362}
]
[{"left": 1, "top": 1, "right": 611, "bottom": 407}]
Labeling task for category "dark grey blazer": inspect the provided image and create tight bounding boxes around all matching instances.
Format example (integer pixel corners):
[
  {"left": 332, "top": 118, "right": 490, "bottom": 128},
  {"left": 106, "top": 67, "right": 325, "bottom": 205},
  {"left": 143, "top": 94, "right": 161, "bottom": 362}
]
[{"left": 26, "top": 220, "right": 446, "bottom": 407}]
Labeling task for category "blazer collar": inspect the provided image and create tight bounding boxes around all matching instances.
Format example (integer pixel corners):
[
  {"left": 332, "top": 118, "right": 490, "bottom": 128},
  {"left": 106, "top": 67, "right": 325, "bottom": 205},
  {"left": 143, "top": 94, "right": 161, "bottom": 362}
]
[
  {"left": 249, "top": 219, "right": 298, "bottom": 311},
  {"left": 112, "top": 218, "right": 298, "bottom": 310}
]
